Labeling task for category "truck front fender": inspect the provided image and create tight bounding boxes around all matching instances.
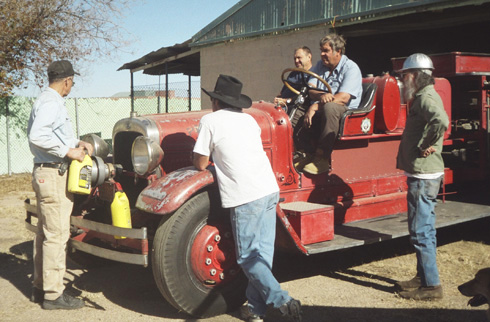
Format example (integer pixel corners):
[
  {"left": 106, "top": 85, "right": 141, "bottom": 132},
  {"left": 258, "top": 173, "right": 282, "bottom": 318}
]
[{"left": 135, "top": 166, "right": 217, "bottom": 215}]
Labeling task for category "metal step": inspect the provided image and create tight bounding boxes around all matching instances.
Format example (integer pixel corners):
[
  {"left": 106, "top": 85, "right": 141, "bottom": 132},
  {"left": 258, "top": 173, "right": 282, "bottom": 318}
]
[{"left": 281, "top": 201, "right": 334, "bottom": 245}]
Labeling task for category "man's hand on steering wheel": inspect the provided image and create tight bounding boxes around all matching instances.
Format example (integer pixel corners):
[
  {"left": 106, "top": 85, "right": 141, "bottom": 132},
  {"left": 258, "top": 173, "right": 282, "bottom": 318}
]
[{"left": 281, "top": 68, "right": 332, "bottom": 96}]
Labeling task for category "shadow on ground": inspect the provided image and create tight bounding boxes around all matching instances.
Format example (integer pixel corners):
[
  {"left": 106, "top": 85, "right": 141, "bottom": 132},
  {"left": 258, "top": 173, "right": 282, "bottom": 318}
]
[{"left": 2, "top": 216, "right": 488, "bottom": 321}]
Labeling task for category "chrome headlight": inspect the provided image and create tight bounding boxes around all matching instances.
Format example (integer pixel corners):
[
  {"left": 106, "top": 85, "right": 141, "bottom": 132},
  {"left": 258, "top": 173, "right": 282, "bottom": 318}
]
[
  {"left": 131, "top": 136, "right": 164, "bottom": 175},
  {"left": 81, "top": 133, "right": 109, "bottom": 158}
]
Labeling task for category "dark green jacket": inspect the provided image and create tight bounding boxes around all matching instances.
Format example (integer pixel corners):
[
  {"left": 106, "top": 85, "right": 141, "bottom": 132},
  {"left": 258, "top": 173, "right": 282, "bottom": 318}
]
[{"left": 396, "top": 85, "right": 449, "bottom": 174}]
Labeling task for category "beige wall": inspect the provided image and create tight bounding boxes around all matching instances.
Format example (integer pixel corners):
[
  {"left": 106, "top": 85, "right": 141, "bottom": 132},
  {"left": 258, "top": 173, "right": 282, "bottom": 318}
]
[{"left": 199, "top": 26, "right": 333, "bottom": 109}]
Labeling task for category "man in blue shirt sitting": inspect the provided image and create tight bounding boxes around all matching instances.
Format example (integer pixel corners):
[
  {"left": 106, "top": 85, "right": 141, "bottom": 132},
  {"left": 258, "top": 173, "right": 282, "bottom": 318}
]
[
  {"left": 302, "top": 34, "right": 362, "bottom": 174},
  {"left": 274, "top": 46, "right": 313, "bottom": 109}
]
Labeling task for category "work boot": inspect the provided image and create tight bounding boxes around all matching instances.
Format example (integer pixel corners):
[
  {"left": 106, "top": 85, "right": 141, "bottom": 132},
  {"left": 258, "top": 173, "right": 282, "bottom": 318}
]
[
  {"left": 42, "top": 293, "right": 85, "bottom": 310},
  {"left": 394, "top": 276, "right": 422, "bottom": 292},
  {"left": 302, "top": 156, "right": 329, "bottom": 174},
  {"left": 293, "top": 151, "right": 313, "bottom": 171},
  {"left": 240, "top": 305, "right": 264, "bottom": 322},
  {"left": 30, "top": 287, "right": 45, "bottom": 303},
  {"left": 399, "top": 285, "right": 443, "bottom": 300},
  {"left": 279, "top": 298, "right": 302, "bottom": 322}
]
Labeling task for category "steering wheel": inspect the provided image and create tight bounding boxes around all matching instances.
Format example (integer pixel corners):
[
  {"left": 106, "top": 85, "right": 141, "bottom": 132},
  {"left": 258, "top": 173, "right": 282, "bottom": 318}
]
[{"left": 281, "top": 67, "right": 332, "bottom": 96}]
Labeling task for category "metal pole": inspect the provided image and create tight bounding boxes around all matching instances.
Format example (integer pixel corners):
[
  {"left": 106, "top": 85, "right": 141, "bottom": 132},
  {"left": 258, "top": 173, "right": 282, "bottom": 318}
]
[
  {"left": 165, "top": 63, "right": 169, "bottom": 113},
  {"left": 75, "top": 98, "right": 80, "bottom": 138},
  {"left": 157, "top": 75, "right": 161, "bottom": 114},
  {"left": 130, "top": 72, "right": 134, "bottom": 114},
  {"left": 6, "top": 97, "right": 11, "bottom": 176},
  {"left": 188, "top": 75, "right": 192, "bottom": 111}
]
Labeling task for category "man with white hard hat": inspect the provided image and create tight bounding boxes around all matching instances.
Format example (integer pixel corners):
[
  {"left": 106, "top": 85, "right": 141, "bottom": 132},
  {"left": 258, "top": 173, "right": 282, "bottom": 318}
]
[{"left": 394, "top": 53, "right": 449, "bottom": 300}]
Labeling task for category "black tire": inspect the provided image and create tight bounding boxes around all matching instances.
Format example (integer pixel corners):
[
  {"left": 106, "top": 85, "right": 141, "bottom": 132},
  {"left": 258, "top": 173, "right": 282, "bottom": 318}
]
[{"left": 151, "top": 190, "right": 247, "bottom": 318}]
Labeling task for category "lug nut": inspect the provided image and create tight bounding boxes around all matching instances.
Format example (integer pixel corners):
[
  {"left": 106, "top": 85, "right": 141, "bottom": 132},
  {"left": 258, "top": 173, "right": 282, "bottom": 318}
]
[
  {"left": 207, "top": 245, "right": 213, "bottom": 252},
  {"left": 210, "top": 269, "right": 217, "bottom": 276},
  {"left": 205, "top": 258, "right": 212, "bottom": 265},
  {"left": 219, "top": 273, "right": 225, "bottom": 280},
  {"left": 214, "top": 235, "right": 221, "bottom": 242}
]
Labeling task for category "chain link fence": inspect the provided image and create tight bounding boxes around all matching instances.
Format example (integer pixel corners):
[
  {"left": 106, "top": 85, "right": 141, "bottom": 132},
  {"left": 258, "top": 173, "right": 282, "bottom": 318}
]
[{"left": 0, "top": 81, "right": 201, "bottom": 175}]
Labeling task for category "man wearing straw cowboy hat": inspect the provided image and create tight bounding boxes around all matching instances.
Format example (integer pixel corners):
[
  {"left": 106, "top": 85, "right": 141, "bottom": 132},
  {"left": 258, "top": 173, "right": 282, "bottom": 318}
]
[{"left": 193, "top": 75, "right": 302, "bottom": 322}]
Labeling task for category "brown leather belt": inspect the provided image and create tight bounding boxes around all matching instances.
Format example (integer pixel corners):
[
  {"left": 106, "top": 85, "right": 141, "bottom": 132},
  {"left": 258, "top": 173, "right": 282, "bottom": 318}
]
[{"left": 34, "top": 163, "right": 63, "bottom": 169}]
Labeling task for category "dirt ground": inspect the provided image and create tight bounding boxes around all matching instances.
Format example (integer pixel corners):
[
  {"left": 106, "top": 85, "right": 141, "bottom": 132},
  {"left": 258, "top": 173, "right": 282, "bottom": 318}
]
[{"left": 1, "top": 173, "right": 489, "bottom": 322}]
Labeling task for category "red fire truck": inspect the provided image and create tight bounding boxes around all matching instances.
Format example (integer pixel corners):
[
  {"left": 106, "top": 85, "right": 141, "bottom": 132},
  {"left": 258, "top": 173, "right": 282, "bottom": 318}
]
[{"left": 25, "top": 52, "right": 490, "bottom": 317}]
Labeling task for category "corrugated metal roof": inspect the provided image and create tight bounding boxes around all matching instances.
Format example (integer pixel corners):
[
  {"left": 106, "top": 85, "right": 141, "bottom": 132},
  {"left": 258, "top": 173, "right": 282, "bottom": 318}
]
[
  {"left": 119, "top": 0, "right": 490, "bottom": 76},
  {"left": 117, "top": 40, "right": 200, "bottom": 76},
  {"left": 190, "top": 0, "right": 490, "bottom": 47}
]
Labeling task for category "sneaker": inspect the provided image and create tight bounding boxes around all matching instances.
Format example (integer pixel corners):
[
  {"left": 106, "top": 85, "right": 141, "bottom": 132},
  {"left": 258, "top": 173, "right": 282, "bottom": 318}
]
[
  {"left": 279, "top": 298, "right": 302, "bottom": 322},
  {"left": 30, "top": 287, "right": 45, "bottom": 303},
  {"left": 240, "top": 305, "right": 264, "bottom": 322},
  {"left": 399, "top": 285, "right": 443, "bottom": 300},
  {"left": 42, "top": 293, "right": 85, "bottom": 310},
  {"left": 394, "top": 276, "right": 422, "bottom": 292},
  {"left": 302, "top": 156, "right": 329, "bottom": 175}
]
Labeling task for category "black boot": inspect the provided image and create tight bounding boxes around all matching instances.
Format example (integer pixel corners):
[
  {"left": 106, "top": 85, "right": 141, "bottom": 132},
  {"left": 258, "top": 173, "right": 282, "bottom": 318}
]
[
  {"left": 42, "top": 293, "right": 84, "bottom": 310},
  {"left": 30, "top": 287, "right": 45, "bottom": 303}
]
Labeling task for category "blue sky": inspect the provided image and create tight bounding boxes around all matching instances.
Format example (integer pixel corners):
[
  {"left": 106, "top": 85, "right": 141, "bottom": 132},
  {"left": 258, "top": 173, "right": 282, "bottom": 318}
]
[{"left": 18, "top": 0, "right": 239, "bottom": 98}]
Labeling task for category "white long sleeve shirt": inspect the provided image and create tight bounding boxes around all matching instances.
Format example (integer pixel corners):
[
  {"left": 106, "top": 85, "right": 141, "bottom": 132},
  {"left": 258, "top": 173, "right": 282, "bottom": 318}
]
[{"left": 27, "top": 87, "right": 79, "bottom": 163}]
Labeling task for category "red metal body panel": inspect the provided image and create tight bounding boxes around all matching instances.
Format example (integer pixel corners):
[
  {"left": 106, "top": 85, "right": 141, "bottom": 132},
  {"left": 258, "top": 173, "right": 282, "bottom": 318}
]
[
  {"left": 149, "top": 111, "right": 210, "bottom": 174},
  {"left": 136, "top": 167, "right": 216, "bottom": 215},
  {"left": 331, "top": 137, "right": 404, "bottom": 182},
  {"left": 392, "top": 52, "right": 490, "bottom": 77}
]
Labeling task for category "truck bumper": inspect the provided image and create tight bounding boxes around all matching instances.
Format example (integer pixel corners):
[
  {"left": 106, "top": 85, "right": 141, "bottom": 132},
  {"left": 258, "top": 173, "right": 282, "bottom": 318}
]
[{"left": 25, "top": 199, "right": 149, "bottom": 267}]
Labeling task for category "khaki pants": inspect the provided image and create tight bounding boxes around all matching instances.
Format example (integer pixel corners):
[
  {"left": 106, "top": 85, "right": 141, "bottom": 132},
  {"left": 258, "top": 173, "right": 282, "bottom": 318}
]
[
  {"left": 32, "top": 166, "right": 74, "bottom": 300},
  {"left": 314, "top": 102, "right": 349, "bottom": 157}
]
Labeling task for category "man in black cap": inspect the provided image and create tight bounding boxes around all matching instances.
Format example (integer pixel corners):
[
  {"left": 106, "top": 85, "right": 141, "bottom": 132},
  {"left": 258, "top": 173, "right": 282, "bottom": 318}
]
[
  {"left": 193, "top": 75, "right": 302, "bottom": 322},
  {"left": 27, "top": 60, "right": 93, "bottom": 310}
]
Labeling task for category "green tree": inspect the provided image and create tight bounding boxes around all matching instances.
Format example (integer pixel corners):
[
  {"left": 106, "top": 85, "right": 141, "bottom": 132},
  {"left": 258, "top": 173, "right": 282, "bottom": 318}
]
[{"left": 0, "top": 0, "right": 135, "bottom": 97}]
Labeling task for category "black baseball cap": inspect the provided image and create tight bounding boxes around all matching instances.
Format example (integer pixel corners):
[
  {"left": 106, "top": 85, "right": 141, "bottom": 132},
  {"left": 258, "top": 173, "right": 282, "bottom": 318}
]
[{"left": 47, "top": 60, "right": 80, "bottom": 79}]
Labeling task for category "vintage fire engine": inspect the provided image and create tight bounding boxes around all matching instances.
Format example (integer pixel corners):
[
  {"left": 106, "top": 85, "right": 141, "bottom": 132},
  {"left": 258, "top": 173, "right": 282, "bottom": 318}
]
[{"left": 25, "top": 52, "right": 490, "bottom": 317}]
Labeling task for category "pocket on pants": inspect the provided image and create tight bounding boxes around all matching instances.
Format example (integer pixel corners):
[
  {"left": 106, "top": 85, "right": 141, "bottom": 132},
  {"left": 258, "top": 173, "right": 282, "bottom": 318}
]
[{"left": 423, "top": 177, "right": 442, "bottom": 200}]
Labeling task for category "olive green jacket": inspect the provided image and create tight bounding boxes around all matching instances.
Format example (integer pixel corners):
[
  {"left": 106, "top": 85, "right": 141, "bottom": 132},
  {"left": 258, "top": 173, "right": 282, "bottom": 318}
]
[{"left": 396, "top": 85, "right": 449, "bottom": 174}]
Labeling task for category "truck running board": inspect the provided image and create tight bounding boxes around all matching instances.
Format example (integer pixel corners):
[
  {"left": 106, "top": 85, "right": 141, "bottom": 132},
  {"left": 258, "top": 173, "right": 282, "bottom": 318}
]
[{"left": 305, "top": 199, "right": 490, "bottom": 254}]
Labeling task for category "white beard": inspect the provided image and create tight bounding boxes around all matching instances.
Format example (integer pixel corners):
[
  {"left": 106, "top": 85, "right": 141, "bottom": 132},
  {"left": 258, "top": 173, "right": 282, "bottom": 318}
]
[{"left": 403, "top": 76, "right": 417, "bottom": 103}]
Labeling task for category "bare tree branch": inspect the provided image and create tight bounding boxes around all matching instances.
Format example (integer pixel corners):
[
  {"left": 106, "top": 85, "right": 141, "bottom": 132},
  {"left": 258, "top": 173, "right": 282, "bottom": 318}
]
[{"left": 0, "top": 0, "right": 136, "bottom": 97}]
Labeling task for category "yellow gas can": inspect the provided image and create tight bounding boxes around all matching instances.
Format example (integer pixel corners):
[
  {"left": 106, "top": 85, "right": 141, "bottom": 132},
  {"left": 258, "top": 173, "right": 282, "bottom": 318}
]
[
  {"left": 67, "top": 154, "right": 92, "bottom": 195},
  {"left": 111, "top": 191, "right": 132, "bottom": 239}
]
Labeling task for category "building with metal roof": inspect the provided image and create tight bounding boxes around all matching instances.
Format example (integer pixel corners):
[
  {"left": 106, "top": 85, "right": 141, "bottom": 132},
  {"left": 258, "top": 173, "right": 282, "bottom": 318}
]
[{"left": 120, "top": 0, "right": 490, "bottom": 109}]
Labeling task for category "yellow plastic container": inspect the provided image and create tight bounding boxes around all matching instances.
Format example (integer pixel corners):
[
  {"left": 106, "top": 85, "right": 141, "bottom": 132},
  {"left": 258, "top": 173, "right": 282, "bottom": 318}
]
[
  {"left": 67, "top": 155, "right": 92, "bottom": 195},
  {"left": 111, "top": 191, "right": 132, "bottom": 239}
]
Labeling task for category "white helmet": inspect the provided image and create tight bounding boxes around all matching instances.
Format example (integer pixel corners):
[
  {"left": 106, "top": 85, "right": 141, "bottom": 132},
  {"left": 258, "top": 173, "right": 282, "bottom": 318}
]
[{"left": 397, "top": 53, "right": 434, "bottom": 74}]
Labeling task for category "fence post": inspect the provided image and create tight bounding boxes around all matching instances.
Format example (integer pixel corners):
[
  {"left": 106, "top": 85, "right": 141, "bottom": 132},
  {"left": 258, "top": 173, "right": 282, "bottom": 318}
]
[
  {"left": 157, "top": 75, "right": 161, "bottom": 114},
  {"left": 165, "top": 63, "right": 169, "bottom": 114},
  {"left": 188, "top": 75, "right": 192, "bottom": 111},
  {"left": 75, "top": 97, "right": 80, "bottom": 138},
  {"left": 6, "top": 97, "right": 12, "bottom": 176},
  {"left": 131, "top": 72, "right": 135, "bottom": 114}
]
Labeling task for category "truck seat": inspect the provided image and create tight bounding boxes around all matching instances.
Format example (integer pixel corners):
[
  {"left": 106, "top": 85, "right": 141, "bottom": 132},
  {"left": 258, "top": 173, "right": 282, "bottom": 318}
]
[{"left": 338, "top": 82, "right": 377, "bottom": 137}]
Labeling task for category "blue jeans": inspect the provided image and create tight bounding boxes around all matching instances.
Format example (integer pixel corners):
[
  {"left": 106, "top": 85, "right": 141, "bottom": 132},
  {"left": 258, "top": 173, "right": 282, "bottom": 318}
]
[
  {"left": 406, "top": 176, "right": 442, "bottom": 287},
  {"left": 230, "top": 192, "right": 290, "bottom": 316}
]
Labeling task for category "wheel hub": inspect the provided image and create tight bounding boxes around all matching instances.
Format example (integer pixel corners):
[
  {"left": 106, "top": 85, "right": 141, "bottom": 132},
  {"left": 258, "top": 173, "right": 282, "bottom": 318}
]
[{"left": 190, "top": 223, "right": 240, "bottom": 287}]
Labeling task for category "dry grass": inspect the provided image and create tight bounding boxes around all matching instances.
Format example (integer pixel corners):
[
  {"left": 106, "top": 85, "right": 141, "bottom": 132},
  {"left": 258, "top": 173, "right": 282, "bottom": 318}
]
[{"left": 0, "top": 173, "right": 33, "bottom": 195}]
